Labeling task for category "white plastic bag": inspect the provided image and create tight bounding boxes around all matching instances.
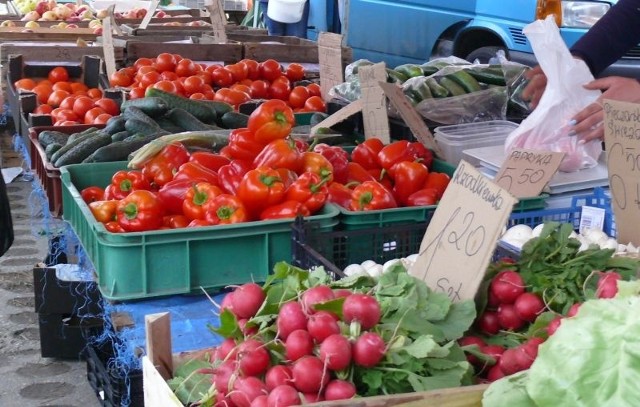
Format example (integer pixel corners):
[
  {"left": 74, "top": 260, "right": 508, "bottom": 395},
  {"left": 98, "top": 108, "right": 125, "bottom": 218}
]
[{"left": 504, "top": 16, "right": 602, "bottom": 172}]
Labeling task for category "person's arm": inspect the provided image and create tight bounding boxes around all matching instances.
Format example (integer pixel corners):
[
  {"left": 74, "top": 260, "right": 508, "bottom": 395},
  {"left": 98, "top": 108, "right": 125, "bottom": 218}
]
[{"left": 570, "top": 0, "right": 640, "bottom": 76}]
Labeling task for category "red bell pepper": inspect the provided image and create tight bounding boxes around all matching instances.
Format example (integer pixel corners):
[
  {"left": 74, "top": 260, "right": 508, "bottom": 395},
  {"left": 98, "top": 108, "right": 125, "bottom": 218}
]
[
  {"left": 203, "top": 194, "right": 248, "bottom": 225},
  {"left": 141, "top": 142, "right": 190, "bottom": 187},
  {"left": 294, "top": 138, "right": 310, "bottom": 153},
  {"left": 247, "top": 99, "right": 295, "bottom": 144},
  {"left": 300, "top": 152, "right": 333, "bottom": 183},
  {"left": 275, "top": 168, "right": 298, "bottom": 189},
  {"left": 226, "top": 128, "right": 265, "bottom": 161},
  {"left": 411, "top": 142, "right": 434, "bottom": 170},
  {"left": 406, "top": 188, "right": 439, "bottom": 207},
  {"left": 163, "top": 214, "right": 190, "bottom": 229},
  {"left": 183, "top": 182, "right": 223, "bottom": 221},
  {"left": 377, "top": 140, "right": 418, "bottom": 176},
  {"left": 253, "top": 138, "right": 303, "bottom": 173},
  {"left": 174, "top": 162, "right": 220, "bottom": 186},
  {"left": 259, "top": 200, "right": 310, "bottom": 220},
  {"left": 104, "top": 220, "right": 125, "bottom": 233},
  {"left": 116, "top": 190, "right": 164, "bottom": 232},
  {"left": 109, "top": 170, "right": 151, "bottom": 200},
  {"left": 423, "top": 172, "right": 451, "bottom": 199},
  {"left": 236, "top": 166, "right": 286, "bottom": 218},
  {"left": 157, "top": 178, "right": 206, "bottom": 215},
  {"left": 285, "top": 172, "right": 328, "bottom": 213},
  {"left": 89, "top": 200, "right": 118, "bottom": 223},
  {"left": 327, "top": 182, "right": 353, "bottom": 209},
  {"left": 351, "top": 138, "right": 384, "bottom": 170},
  {"left": 189, "top": 151, "right": 231, "bottom": 172},
  {"left": 103, "top": 185, "right": 116, "bottom": 200},
  {"left": 80, "top": 186, "right": 105, "bottom": 204},
  {"left": 218, "top": 159, "right": 253, "bottom": 195},
  {"left": 187, "top": 219, "right": 215, "bottom": 228},
  {"left": 367, "top": 168, "right": 393, "bottom": 192},
  {"left": 392, "top": 161, "right": 430, "bottom": 206},
  {"left": 346, "top": 162, "right": 376, "bottom": 185},
  {"left": 349, "top": 181, "right": 397, "bottom": 211},
  {"left": 313, "top": 144, "right": 349, "bottom": 184}
]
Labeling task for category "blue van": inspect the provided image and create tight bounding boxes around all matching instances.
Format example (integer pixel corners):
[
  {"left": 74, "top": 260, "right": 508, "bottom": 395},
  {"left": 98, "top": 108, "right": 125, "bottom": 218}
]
[{"left": 307, "top": 0, "right": 640, "bottom": 76}]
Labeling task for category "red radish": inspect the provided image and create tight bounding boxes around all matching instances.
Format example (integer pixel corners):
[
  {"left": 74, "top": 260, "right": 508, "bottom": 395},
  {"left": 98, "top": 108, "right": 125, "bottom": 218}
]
[
  {"left": 238, "top": 339, "right": 270, "bottom": 377},
  {"left": 307, "top": 311, "right": 341, "bottom": 343},
  {"left": 215, "top": 338, "right": 237, "bottom": 361},
  {"left": 567, "top": 303, "right": 581, "bottom": 317},
  {"left": 458, "top": 336, "right": 486, "bottom": 366},
  {"left": 481, "top": 344, "right": 505, "bottom": 365},
  {"left": 487, "top": 289, "right": 501, "bottom": 309},
  {"left": 490, "top": 270, "right": 525, "bottom": 304},
  {"left": 352, "top": 332, "right": 386, "bottom": 367},
  {"left": 319, "top": 334, "right": 352, "bottom": 371},
  {"left": 497, "top": 348, "right": 521, "bottom": 376},
  {"left": 220, "top": 292, "right": 235, "bottom": 314},
  {"left": 301, "top": 285, "right": 335, "bottom": 313},
  {"left": 497, "top": 304, "right": 525, "bottom": 331},
  {"left": 546, "top": 316, "right": 562, "bottom": 336},
  {"left": 334, "top": 289, "right": 352, "bottom": 298},
  {"left": 265, "top": 365, "right": 293, "bottom": 391},
  {"left": 230, "top": 376, "right": 268, "bottom": 407},
  {"left": 513, "top": 344, "right": 536, "bottom": 371},
  {"left": 238, "top": 318, "right": 258, "bottom": 336},
  {"left": 342, "top": 293, "right": 381, "bottom": 329},
  {"left": 267, "top": 385, "right": 301, "bottom": 407},
  {"left": 486, "top": 364, "right": 506, "bottom": 382},
  {"left": 324, "top": 379, "right": 357, "bottom": 401},
  {"left": 514, "top": 292, "right": 545, "bottom": 322},
  {"left": 232, "top": 283, "right": 266, "bottom": 319},
  {"left": 291, "top": 356, "right": 330, "bottom": 393},
  {"left": 301, "top": 393, "right": 324, "bottom": 403},
  {"left": 277, "top": 301, "right": 308, "bottom": 340},
  {"left": 213, "top": 360, "right": 237, "bottom": 394},
  {"left": 250, "top": 395, "right": 268, "bottom": 407},
  {"left": 597, "top": 271, "right": 621, "bottom": 299},
  {"left": 285, "top": 329, "right": 314, "bottom": 362},
  {"left": 525, "top": 337, "right": 544, "bottom": 353},
  {"left": 477, "top": 311, "right": 500, "bottom": 335}
]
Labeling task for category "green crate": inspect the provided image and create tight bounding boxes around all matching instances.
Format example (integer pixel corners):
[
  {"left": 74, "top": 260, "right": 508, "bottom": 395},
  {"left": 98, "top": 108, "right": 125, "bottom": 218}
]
[
  {"left": 60, "top": 161, "right": 339, "bottom": 301},
  {"left": 513, "top": 194, "right": 548, "bottom": 212}
]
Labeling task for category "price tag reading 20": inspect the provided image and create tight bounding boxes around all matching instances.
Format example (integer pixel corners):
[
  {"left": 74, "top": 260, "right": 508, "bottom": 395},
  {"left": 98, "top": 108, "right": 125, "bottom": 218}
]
[
  {"left": 408, "top": 161, "right": 518, "bottom": 302},
  {"left": 494, "top": 148, "right": 564, "bottom": 198}
]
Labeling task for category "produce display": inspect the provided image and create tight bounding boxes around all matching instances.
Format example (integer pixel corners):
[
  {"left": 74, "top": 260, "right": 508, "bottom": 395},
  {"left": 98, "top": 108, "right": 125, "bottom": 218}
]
[{"left": 167, "top": 262, "right": 477, "bottom": 405}]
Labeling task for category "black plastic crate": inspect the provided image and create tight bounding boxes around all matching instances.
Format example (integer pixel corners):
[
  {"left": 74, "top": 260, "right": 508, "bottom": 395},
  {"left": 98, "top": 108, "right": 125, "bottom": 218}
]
[
  {"left": 38, "top": 313, "right": 104, "bottom": 359},
  {"left": 33, "top": 265, "right": 102, "bottom": 316},
  {"left": 85, "top": 338, "right": 144, "bottom": 407}
]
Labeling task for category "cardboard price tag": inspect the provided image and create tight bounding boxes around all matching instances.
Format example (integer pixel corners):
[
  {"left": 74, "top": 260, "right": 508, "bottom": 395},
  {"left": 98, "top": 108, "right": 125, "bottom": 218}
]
[
  {"left": 318, "top": 32, "right": 344, "bottom": 102},
  {"left": 359, "top": 63, "right": 389, "bottom": 143},
  {"left": 139, "top": 0, "right": 160, "bottom": 30},
  {"left": 408, "top": 161, "right": 518, "bottom": 302},
  {"left": 206, "top": 0, "right": 228, "bottom": 43},
  {"left": 603, "top": 99, "right": 640, "bottom": 246},
  {"left": 494, "top": 148, "right": 564, "bottom": 198},
  {"left": 310, "top": 99, "right": 363, "bottom": 136},
  {"left": 101, "top": 16, "right": 117, "bottom": 80},
  {"left": 378, "top": 81, "right": 442, "bottom": 157}
]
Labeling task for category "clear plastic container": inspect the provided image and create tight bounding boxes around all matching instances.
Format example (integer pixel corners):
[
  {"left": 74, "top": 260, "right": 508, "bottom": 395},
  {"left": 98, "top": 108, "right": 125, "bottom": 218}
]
[
  {"left": 435, "top": 134, "right": 508, "bottom": 166},
  {"left": 434, "top": 120, "right": 519, "bottom": 141}
]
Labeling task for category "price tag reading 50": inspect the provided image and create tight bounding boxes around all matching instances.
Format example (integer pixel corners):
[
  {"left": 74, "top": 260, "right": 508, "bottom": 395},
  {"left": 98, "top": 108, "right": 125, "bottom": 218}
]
[
  {"left": 494, "top": 149, "right": 564, "bottom": 198},
  {"left": 408, "top": 161, "right": 518, "bottom": 302}
]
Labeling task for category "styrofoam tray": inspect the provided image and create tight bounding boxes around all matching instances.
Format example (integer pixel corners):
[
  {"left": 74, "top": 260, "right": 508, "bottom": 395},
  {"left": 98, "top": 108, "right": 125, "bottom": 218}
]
[{"left": 464, "top": 145, "right": 609, "bottom": 194}]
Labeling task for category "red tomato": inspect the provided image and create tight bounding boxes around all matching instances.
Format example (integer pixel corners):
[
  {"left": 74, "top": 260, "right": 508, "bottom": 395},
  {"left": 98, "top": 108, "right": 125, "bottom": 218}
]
[
  {"left": 175, "top": 58, "right": 198, "bottom": 77},
  {"left": 94, "top": 98, "right": 120, "bottom": 116},
  {"left": 183, "top": 75, "right": 205, "bottom": 95},
  {"left": 160, "top": 71, "right": 179, "bottom": 82},
  {"left": 129, "top": 87, "right": 146, "bottom": 99},
  {"left": 211, "top": 67, "right": 235, "bottom": 88},
  {"left": 47, "top": 90, "right": 71, "bottom": 108},
  {"left": 306, "top": 83, "right": 321, "bottom": 97},
  {"left": 134, "top": 57, "right": 154, "bottom": 71},
  {"left": 84, "top": 107, "right": 106, "bottom": 124},
  {"left": 285, "top": 63, "right": 305, "bottom": 82},
  {"left": 109, "top": 70, "right": 132, "bottom": 87},
  {"left": 269, "top": 79, "right": 291, "bottom": 101},
  {"left": 34, "top": 104, "right": 53, "bottom": 115},
  {"left": 153, "top": 80, "right": 178, "bottom": 94},
  {"left": 72, "top": 96, "right": 95, "bottom": 119},
  {"left": 198, "top": 71, "right": 213, "bottom": 86},
  {"left": 259, "top": 59, "right": 283, "bottom": 81},
  {"left": 93, "top": 113, "right": 113, "bottom": 125},
  {"left": 249, "top": 80, "right": 270, "bottom": 99},
  {"left": 48, "top": 66, "right": 69, "bottom": 84},
  {"left": 205, "top": 63, "right": 223, "bottom": 74},
  {"left": 303, "top": 96, "right": 326, "bottom": 112},
  {"left": 155, "top": 53, "right": 177, "bottom": 72},
  {"left": 51, "top": 108, "right": 78, "bottom": 124},
  {"left": 227, "top": 62, "right": 249, "bottom": 82},
  {"left": 140, "top": 71, "right": 161, "bottom": 88},
  {"left": 288, "top": 86, "right": 310, "bottom": 108},
  {"left": 32, "top": 84, "right": 53, "bottom": 104},
  {"left": 214, "top": 88, "right": 251, "bottom": 107}
]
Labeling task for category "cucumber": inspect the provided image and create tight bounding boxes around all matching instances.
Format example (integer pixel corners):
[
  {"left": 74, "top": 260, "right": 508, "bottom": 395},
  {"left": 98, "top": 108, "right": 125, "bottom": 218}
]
[
  {"left": 125, "top": 118, "right": 168, "bottom": 137},
  {"left": 386, "top": 68, "right": 408, "bottom": 84},
  {"left": 111, "top": 130, "right": 131, "bottom": 142},
  {"left": 220, "top": 111, "right": 249, "bottom": 129},
  {"left": 447, "top": 70, "right": 482, "bottom": 93},
  {"left": 438, "top": 77, "right": 466, "bottom": 97},
  {"left": 54, "top": 132, "right": 112, "bottom": 167},
  {"left": 425, "top": 77, "right": 450, "bottom": 98},
  {"left": 420, "top": 64, "right": 440, "bottom": 76},
  {"left": 83, "top": 134, "right": 159, "bottom": 163},
  {"left": 66, "top": 127, "right": 100, "bottom": 145},
  {"left": 121, "top": 97, "right": 169, "bottom": 117},
  {"left": 104, "top": 115, "right": 127, "bottom": 135},
  {"left": 394, "top": 63, "right": 424, "bottom": 79},
  {"left": 123, "top": 106, "right": 161, "bottom": 129},
  {"left": 44, "top": 143, "right": 62, "bottom": 161},
  {"left": 467, "top": 68, "right": 506, "bottom": 86},
  {"left": 38, "top": 130, "right": 69, "bottom": 148},
  {"left": 166, "top": 108, "right": 213, "bottom": 132},
  {"left": 154, "top": 116, "right": 186, "bottom": 133},
  {"left": 145, "top": 87, "right": 218, "bottom": 124},
  {"left": 50, "top": 130, "right": 100, "bottom": 164}
]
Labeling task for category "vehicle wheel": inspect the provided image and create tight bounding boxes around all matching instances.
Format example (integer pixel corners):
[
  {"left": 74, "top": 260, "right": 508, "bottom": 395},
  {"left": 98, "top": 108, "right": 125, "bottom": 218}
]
[{"left": 465, "top": 46, "right": 506, "bottom": 64}]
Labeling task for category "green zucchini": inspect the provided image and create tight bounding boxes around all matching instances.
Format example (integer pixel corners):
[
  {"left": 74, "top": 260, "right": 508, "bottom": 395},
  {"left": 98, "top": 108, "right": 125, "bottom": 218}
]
[
  {"left": 50, "top": 130, "right": 100, "bottom": 164},
  {"left": 121, "top": 97, "right": 169, "bottom": 117},
  {"left": 38, "top": 130, "right": 69, "bottom": 148},
  {"left": 447, "top": 70, "right": 482, "bottom": 93},
  {"left": 438, "top": 77, "right": 466, "bottom": 97},
  {"left": 425, "top": 77, "right": 450, "bottom": 98},
  {"left": 166, "top": 108, "right": 213, "bottom": 132},
  {"left": 220, "top": 111, "right": 249, "bottom": 129},
  {"left": 54, "top": 132, "right": 112, "bottom": 167},
  {"left": 104, "top": 115, "right": 127, "bottom": 135},
  {"left": 145, "top": 87, "right": 218, "bottom": 124}
]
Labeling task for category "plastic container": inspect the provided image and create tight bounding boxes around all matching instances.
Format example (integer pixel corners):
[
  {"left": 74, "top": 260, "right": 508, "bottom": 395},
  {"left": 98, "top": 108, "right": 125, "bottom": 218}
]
[
  {"left": 60, "top": 161, "right": 340, "bottom": 301},
  {"left": 267, "top": 0, "right": 306, "bottom": 23}
]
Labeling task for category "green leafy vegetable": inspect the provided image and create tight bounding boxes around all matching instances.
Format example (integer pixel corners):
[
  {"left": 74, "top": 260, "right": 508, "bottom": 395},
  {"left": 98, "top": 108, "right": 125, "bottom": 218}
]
[
  {"left": 167, "top": 356, "right": 215, "bottom": 405},
  {"left": 482, "top": 371, "right": 535, "bottom": 407}
]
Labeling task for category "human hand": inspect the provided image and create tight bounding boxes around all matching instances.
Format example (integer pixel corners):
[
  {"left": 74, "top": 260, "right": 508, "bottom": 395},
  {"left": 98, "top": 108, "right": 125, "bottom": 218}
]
[
  {"left": 521, "top": 65, "right": 546, "bottom": 109},
  {"left": 570, "top": 77, "right": 640, "bottom": 143}
]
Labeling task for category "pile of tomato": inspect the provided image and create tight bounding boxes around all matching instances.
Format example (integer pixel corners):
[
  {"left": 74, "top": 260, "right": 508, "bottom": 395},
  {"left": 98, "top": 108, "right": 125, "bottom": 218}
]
[
  {"left": 79, "top": 100, "right": 450, "bottom": 233},
  {"left": 14, "top": 66, "right": 120, "bottom": 126},
  {"left": 109, "top": 54, "right": 326, "bottom": 112}
]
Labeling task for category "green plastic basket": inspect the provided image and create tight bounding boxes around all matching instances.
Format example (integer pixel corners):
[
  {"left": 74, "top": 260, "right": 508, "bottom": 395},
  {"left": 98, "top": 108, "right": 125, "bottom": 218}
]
[{"left": 60, "top": 161, "right": 339, "bottom": 301}]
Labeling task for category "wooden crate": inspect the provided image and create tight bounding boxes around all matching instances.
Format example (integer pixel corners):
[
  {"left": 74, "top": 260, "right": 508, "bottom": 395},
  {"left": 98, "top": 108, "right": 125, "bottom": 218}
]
[
  {"left": 0, "top": 27, "right": 98, "bottom": 41},
  {"left": 125, "top": 41, "right": 243, "bottom": 65},
  {"left": 118, "top": 23, "right": 245, "bottom": 37}
]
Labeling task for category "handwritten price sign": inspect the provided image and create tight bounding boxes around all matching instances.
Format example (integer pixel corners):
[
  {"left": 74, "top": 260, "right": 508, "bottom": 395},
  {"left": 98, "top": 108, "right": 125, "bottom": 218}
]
[
  {"left": 409, "top": 161, "right": 517, "bottom": 301},
  {"left": 359, "top": 63, "right": 389, "bottom": 143},
  {"left": 494, "top": 148, "right": 564, "bottom": 198},
  {"left": 603, "top": 99, "right": 640, "bottom": 245}
]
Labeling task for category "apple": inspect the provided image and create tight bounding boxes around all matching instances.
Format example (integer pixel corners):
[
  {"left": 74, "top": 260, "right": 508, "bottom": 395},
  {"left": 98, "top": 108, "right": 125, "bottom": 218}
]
[
  {"left": 92, "top": 26, "right": 103, "bottom": 35},
  {"left": 66, "top": 23, "right": 78, "bottom": 28},
  {"left": 47, "top": 0, "right": 56, "bottom": 10},
  {"left": 56, "top": 21, "right": 67, "bottom": 28},
  {"left": 21, "top": 11, "right": 41, "bottom": 21},
  {"left": 96, "top": 9, "right": 109, "bottom": 19},
  {"left": 88, "top": 19, "right": 102, "bottom": 28},
  {"left": 41, "top": 10, "right": 58, "bottom": 21},
  {"left": 77, "top": 10, "right": 94, "bottom": 20},
  {"left": 66, "top": 16, "right": 81, "bottom": 22},
  {"left": 35, "top": 1, "right": 49, "bottom": 16},
  {"left": 53, "top": 5, "right": 72, "bottom": 19},
  {"left": 135, "top": 9, "right": 147, "bottom": 19},
  {"left": 64, "top": 3, "right": 76, "bottom": 12},
  {"left": 0, "top": 20, "right": 17, "bottom": 27},
  {"left": 25, "top": 20, "right": 40, "bottom": 28},
  {"left": 154, "top": 10, "right": 167, "bottom": 18},
  {"left": 123, "top": 10, "right": 137, "bottom": 19}
]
